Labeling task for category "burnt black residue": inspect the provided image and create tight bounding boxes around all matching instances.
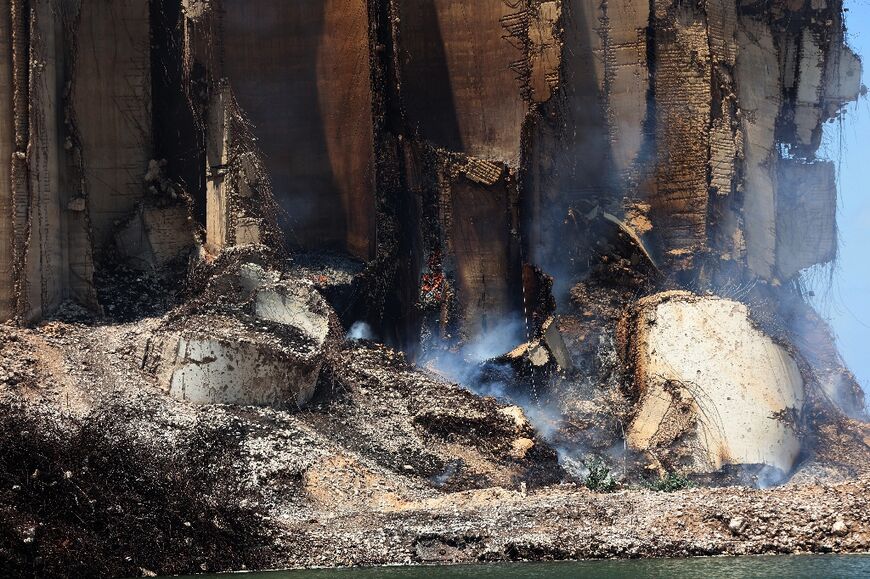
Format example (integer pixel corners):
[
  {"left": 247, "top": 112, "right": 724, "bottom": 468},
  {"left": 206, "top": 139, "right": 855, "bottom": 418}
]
[{"left": 0, "top": 400, "right": 278, "bottom": 578}]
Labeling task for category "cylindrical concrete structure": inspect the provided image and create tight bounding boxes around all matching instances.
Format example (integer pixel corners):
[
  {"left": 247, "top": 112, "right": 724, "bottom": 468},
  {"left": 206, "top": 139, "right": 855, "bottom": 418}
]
[{"left": 0, "top": 4, "right": 16, "bottom": 319}]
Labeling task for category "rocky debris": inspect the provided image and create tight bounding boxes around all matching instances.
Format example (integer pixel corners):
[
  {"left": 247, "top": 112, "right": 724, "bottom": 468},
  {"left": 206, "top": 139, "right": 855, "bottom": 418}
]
[
  {"left": 316, "top": 344, "right": 564, "bottom": 492},
  {"left": 0, "top": 398, "right": 280, "bottom": 578},
  {"left": 622, "top": 291, "right": 806, "bottom": 476},
  {"left": 271, "top": 477, "right": 870, "bottom": 567},
  {"left": 0, "top": 326, "right": 39, "bottom": 388},
  {"left": 0, "top": 299, "right": 867, "bottom": 576},
  {"left": 832, "top": 520, "right": 849, "bottom": 537},
  {"left": 92, "top": 259, "right": 179, "bottom": 323},
  {"left": 793, "top": 414, "right": 870, "bottom": 484},
  {"left": 497, "top": 317, "right": 574, "bottom": 376},
  {"left": 728, "top": 516, "right": 747, "bottom": 535}
]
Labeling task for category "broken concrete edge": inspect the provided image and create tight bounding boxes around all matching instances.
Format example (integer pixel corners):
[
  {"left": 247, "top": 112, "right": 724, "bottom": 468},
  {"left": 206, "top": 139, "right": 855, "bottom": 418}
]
[
  {"left": 131, "top": 248, "right": 352, "bottom": 408},
  {"left": 148, "top": 323, "right": 323, "bottom": 408},
  {"left": 497, "top": 316, "right": 573, "bottom": 375}
]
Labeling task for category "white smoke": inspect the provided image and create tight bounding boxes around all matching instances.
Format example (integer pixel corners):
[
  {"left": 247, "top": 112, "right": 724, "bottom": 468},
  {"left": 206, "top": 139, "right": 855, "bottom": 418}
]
[{"left": 347, "top": 321, "right": 375, "bottom": 341}]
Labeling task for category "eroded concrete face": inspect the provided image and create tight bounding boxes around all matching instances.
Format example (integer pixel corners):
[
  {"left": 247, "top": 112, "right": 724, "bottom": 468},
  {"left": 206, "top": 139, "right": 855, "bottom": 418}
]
[
  {"left": 627, "top": 292, "right": 805, "bottom": 474},
  {"left": 165, "top": 330, "right": 322, "bottom": 407},
  {"left": 736, "top": 17, "right": 781, "bottom": 281},
  {"left": 254, "top": 285, "right": 331, "bottom": 348},
  {"left": 219, "top": 0, "right": 376, "bottom": 260},
  {"left": 650, "top": 3, "right": 711, "bottom": 261},
  {"left": 397, "top": 0, "right": 528, "bottom": 164}
]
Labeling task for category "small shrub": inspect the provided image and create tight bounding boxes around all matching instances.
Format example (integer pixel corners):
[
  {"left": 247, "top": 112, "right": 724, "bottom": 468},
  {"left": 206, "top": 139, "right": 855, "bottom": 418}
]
[
  {"left": 648, "top": 471, "right": 693, "bottom": 492},
  {"left": 583, "top": 456, "right": 617, "bottom": 492}
]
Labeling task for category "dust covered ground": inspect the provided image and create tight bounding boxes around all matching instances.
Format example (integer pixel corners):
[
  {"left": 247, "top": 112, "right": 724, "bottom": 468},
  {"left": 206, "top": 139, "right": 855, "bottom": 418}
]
[{"left": 0, "top": 303, "right": 868, "bottom": 578}]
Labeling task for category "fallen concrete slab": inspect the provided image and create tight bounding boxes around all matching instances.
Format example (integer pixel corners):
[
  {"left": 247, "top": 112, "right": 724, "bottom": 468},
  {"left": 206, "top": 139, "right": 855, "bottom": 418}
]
[
  {"left": 625, "top": 291, "right": 805, "bottom": 476},
  {"left": 146, "top": 313, "right": 324, "bottom": 407},
  {"left": 144, "top": 260, "right": 338, "bottom": 407}
]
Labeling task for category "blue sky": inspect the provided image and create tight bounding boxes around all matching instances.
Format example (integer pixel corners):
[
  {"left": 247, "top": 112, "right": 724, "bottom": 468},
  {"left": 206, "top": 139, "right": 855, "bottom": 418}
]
[{"left": 814, "top": 0, "right": 870, "bottom": 403}]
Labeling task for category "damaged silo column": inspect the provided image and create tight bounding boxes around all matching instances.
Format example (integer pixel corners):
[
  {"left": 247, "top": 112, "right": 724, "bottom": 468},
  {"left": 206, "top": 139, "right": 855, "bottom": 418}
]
[
  {"left": 397, "top": 0, "right": 547, "bottom": 344},
  {"left": 73, "top": 0, "right": 153, "bottom": 250},
  {"left": 25, "top": 0, "right": 67, "bottom": 321},
  {"left": 705, "top": 0, "right": 742, "bottom": 270},
  {"left": 396, "top": 0, "right": 527, "bottom": 163},
  {"left": 9, "top": 0, "right": 30, "bottom": 321},
  {"left": 524, "top": 0, "right": 649, "bottom": 285},
  {"left": 3, "top": 0, "right": 70, "bottom": 322},
  {"left": 185, "top": 0, "right": 377, "bottom": 259},
  {"left": 649, "top": 0, "right": 711, "bottom": 269},
  {"left": 447, "top": 169, "right": 523, "bottom": 341},
  {"left": 0, "top": 4, "right": 15, "bottom": 319},
  {"left": 793, "top": 30, "right": 826, "bottom": 148},
  {"left": 528, "top": 2, "right": 560, "bottom": 104},
  {"left": 0, "top": 0, "right": 154, "bottom": 322},
  {"left": 0, "top": 0, "right": 72, "bottom": 321},
  {"left": 205, "top": 82, "right": 231, "bottom": 254},
  {"left": 602, "top": 0, "right": 650, "bottom": 179},
  {"left": 823, "top": 42, "right": 862, "bottom": 114},
  {"left": 735, "top": 16, "right": 781, "bottom": 281}
]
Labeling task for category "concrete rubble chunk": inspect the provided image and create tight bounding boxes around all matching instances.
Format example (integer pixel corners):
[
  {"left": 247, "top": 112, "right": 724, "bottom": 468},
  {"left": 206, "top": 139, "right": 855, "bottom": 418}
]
[
  {"left": 541, "top": 317, "right": 573, "bottom": 371},
  {"left": 161, "top": 320, "right": 322, "bottom": 407},
  {"left": 254, "top": 284, "right": 331, "bottom": 348},
  {"left": 824, "top": 44, "right": 862, "bottom": 106},
  {"left": 145, "top": 262, "right": 337, "bottom": 407},
  {"left": 626, "top": 292, "right": 805, "bottom": 475}
]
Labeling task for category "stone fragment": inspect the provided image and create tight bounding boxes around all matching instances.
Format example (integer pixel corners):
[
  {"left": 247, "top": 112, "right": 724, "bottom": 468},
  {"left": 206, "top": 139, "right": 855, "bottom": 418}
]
[
  {"left": 511, "top": 437, "right": 535, "bottom": 459},
  {"left": 832, "top": 520, "right": 849, "bottom": 536},
  {"left": 729, "top": 516, "right": 746, "bottom": 535},
  {"left": 163, "top": 322, "right": 322, "bottom": 407}
]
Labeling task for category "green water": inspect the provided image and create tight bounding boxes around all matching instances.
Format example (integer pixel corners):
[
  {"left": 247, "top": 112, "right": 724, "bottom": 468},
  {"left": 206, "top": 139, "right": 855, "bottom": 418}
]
[{"left": 187, "top": 555, "right": 870, "bottom": 578}]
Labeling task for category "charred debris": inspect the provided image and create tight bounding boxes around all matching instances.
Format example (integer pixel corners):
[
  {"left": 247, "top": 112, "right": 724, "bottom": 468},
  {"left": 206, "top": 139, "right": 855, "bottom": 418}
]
[{"left": 0, "top": 0, "right": 867, "bottom": 491}]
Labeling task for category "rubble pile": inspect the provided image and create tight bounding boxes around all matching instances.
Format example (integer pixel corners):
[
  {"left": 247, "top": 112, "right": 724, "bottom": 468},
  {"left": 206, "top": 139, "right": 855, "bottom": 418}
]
[{"left": 0, "top": 0, "right": 867, "bottom": 575}]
